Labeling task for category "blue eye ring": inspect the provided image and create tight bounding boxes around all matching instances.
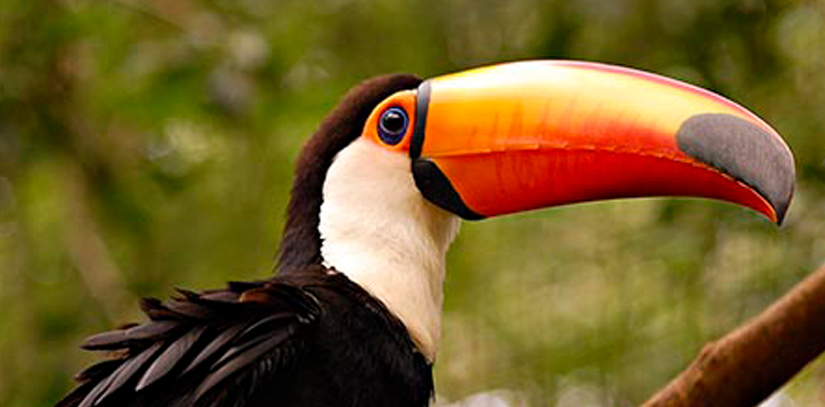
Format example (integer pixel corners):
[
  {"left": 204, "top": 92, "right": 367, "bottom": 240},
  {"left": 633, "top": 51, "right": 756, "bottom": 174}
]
[{"left": 377, "top": 107, "right": 409, "bottom": 145}]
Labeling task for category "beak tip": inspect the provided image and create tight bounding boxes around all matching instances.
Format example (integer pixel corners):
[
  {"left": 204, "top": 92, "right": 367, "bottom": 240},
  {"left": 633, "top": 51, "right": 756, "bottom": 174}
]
[
  {"left": 676, "top": 113, "right": 795, "bottom": 227},
  {"left": 772, "top": 190, "right": 793, "bottom": 226}
]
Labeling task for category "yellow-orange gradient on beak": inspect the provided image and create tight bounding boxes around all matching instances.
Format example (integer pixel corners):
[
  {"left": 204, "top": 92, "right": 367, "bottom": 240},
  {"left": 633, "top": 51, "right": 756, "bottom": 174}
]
[{"left": 409, "top": 61, "right": 794, "bottom": 223}]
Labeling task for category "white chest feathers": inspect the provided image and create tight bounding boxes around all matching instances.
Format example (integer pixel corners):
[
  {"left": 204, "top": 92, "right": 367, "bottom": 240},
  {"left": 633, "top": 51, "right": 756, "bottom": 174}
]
[{"left": 319, "top": 138, "right": 460, "bottom": 362}]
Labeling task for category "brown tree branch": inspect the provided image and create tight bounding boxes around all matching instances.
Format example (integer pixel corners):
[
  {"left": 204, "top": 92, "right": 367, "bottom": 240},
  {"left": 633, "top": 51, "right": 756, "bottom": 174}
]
[{"left": 642, "top": 265, "right": 825, "bottom": 407}]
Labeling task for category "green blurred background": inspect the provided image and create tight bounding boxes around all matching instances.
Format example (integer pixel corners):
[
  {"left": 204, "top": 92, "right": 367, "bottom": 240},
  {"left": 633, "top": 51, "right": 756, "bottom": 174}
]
[{"left": 1, "top": 0, "right": 825, "bottom": 405}]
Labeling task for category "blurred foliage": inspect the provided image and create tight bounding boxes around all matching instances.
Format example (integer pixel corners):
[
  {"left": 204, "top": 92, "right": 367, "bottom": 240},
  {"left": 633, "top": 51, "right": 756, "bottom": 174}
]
[{"left": 1, "top": 0, "right": 824, "bottom": 405}]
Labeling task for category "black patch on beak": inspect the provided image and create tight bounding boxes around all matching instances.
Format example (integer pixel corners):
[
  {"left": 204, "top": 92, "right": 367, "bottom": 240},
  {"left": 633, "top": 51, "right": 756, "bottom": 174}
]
[
  {"left": 412, "top": 159, "right": 484, "bottom": 220},
  {"left": 676, "top": 113, "right": 795, "bottom": 224},
  {"left": 410, "top": 81, "right": 431, "bottom": 160}
]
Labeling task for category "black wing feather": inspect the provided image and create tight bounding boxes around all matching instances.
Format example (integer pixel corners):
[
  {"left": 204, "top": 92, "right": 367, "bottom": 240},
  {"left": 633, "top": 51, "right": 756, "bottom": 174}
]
[
  {"left": 181, "top": 323, "right": 247, "bottom": 376},
  {"left": 74, "top": 360, "right": 122, "bottom": 382},
  {"left": 56, "top": 279, "right": 320, "bottom": 407},
  {"left": 81, "top": 321, "right": 179, "bottom": 350},
  {"left": 135, "top": 325, "right": 205, "bottom": 390},
  {"left": 77, "top": 369, "right": 116, "bottom": 407},
  {"left": 95, "top": 342, "right": 165, "bottom": 404},
  {"left": 195, "top": 327, "right": 293, "bottom": 401}
]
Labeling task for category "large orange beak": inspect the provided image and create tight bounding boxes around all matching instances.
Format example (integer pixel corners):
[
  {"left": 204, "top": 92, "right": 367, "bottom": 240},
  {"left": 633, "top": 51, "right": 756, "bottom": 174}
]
[{"left": 407, "top": 61, "right": 794, "bottom": 223}]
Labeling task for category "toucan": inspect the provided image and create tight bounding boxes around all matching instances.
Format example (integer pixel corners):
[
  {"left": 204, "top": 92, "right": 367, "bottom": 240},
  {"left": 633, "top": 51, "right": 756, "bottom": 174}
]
[{"left": 56, "top": 60, "right": 794, "bottom": 407}]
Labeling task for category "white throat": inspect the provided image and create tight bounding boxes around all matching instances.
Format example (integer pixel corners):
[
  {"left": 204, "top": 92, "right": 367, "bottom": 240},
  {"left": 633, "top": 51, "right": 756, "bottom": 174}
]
[{"left": 319, "top": 138, "right": 460, "bottom": 362}]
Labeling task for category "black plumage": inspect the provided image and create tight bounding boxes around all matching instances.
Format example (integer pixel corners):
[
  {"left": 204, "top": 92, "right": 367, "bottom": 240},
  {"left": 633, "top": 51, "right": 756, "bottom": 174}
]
[
  {"left": 56, "top": 74, "right": 432, "bottom": 407},
  {"left": 58, "top": 272, "right": 433, "bottom": 407}
]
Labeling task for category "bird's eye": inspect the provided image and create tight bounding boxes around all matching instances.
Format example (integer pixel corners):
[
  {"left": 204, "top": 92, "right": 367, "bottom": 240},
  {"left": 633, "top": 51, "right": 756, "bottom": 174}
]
[{"left": 378, "top": 107, "right": 409, "bottom": 145}]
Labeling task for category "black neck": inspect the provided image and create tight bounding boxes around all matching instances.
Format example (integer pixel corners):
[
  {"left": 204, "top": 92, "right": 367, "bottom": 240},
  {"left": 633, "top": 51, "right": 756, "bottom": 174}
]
[{"left": 276, "top": 74, "right": 422, "bottom": 275}]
